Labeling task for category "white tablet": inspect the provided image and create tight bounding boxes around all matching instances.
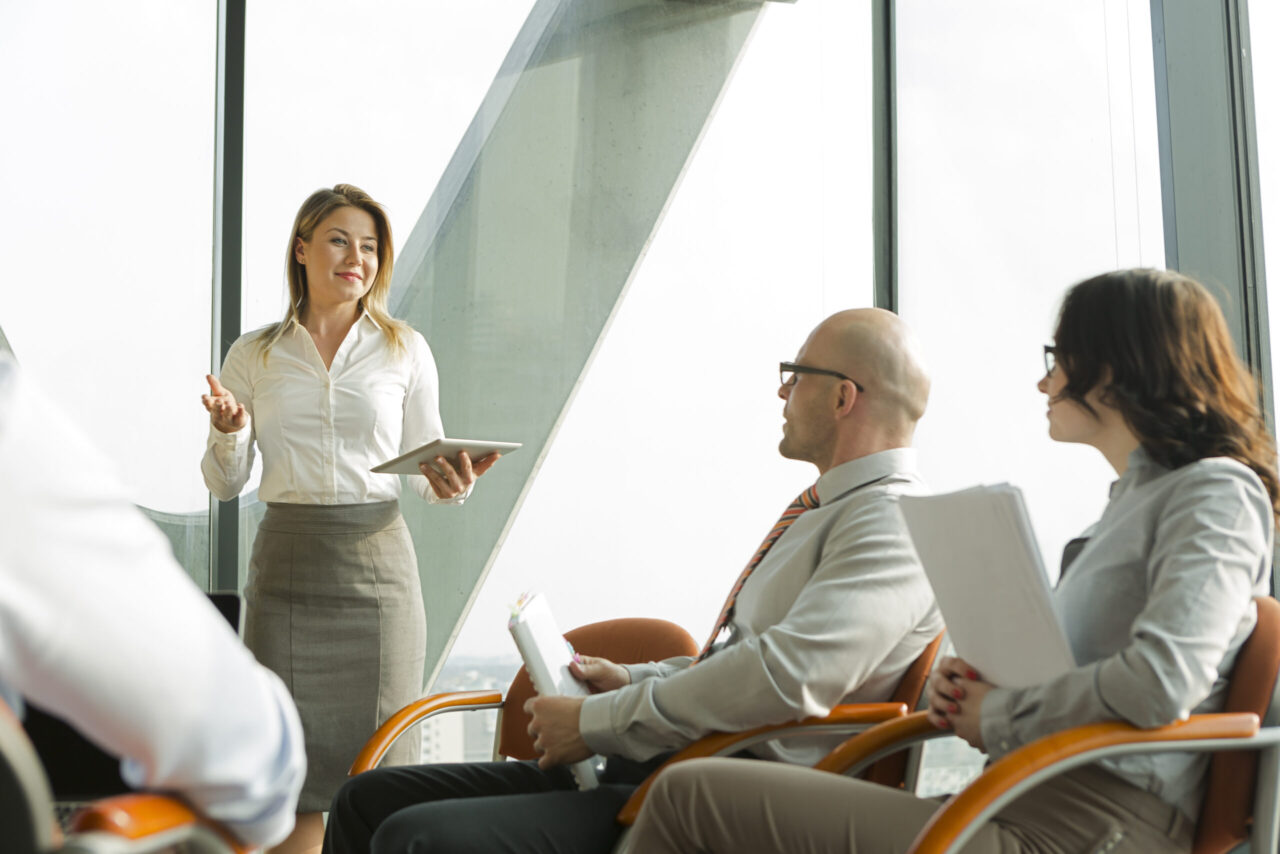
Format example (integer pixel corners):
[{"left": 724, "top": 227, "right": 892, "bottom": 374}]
[{"left": 371, "top": 437, "right": 522, "bottom": 475}]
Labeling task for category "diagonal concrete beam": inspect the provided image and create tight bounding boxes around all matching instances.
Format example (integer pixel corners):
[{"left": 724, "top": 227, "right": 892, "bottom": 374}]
[{"left": 388, "top": 0, "right": 771, "bottom": 687}]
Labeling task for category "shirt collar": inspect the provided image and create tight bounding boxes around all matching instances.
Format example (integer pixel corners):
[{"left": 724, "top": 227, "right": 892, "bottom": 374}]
[
  {"left": 814, "top": 447, "right": 919, "bottom": 505},
  {"left": 1109, "top": 444, "right": 1165, "bottom": 497},
  {"left": 358, "top": 308, "right": 383, "bottom": 332},
  {"left": 286, "top": 307, "right": 380, "bottom": 335}
]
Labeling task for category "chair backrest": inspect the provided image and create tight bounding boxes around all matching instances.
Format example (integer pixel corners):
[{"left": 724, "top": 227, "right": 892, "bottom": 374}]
[
  {"left": 497, "top": 617, "right": 699, "bottom": 760},
  {"left": 889, "top": 631, "right": 946, "bottom": 711},
  {"left": 865, "top": 630, "right": 946, "bottom": 787},
  {"left": 1195, "top": 595, "right": 1280, "bottom": 854},
  {"left": 0, "top": 699, "right": 56, "bottom": 854}
]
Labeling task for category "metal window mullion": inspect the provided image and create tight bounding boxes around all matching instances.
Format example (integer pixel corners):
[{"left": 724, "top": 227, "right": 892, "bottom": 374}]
[
  {"left": 1224, "top": 0, "right": 1273, "bottom": 430},
  {"left": 1149, "top": 0, "right": 1272, "bottom": 428},
  {"left": 210, "top": 0, "right": 246, "bottom": 594},
  {"left": 872, "top": 0, "right": 897, "bottom": 313}
]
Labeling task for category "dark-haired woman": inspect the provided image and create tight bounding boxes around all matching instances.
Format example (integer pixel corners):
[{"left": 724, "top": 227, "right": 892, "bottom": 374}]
[
  {"left": 626, "top": 268, "right": 1276, "bottom": 853},
  {"left": 200, "top": 185, "right": 498, "bottom": 854}
]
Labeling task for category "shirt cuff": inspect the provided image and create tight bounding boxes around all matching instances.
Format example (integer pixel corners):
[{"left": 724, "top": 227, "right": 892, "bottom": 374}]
[
  {"left": 623, "top": 662, "right": 664, "bottom": 683},
  {"left": 208, "top": 418, "right": 252, "bottom": 447},
  {"left": 424, "top": 480, "right": 472, "bottom": 505},
  {"left": 979, "top": 686, "right": 1017, "bottom": 760},
  {"left": 579, "top": 692, "right": 621, "bottom": 756}
]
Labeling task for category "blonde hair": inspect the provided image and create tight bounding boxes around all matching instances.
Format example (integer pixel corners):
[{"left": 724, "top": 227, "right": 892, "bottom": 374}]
[{"left": 256, "top": 183, "right": 410, "bottom": 361}]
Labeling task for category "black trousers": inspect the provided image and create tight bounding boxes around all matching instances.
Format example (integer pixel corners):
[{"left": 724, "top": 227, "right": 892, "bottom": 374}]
[{"left": 323, "top": 755, "right": 668, "bottom": 854}]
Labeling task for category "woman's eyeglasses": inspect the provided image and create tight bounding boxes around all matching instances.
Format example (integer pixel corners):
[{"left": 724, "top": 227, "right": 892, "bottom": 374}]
[{"left": 1043, "top": 345, "right": 1058, "bottom": 376}]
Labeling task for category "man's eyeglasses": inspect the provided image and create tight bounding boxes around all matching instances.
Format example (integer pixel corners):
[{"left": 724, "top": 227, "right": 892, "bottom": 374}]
[
  {"left": 1043, "top": 345, "right": 1058, "bottom": 376},
  {"left": 779, "top": 361, "right": 865, "bottom": 392}
]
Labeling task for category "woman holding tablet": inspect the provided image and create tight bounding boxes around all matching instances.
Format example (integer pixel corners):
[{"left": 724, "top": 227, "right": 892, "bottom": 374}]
[
  {"left": 625, "top": 268, "right": 1277, "bottom": 853},
  {"left": 200, "top": 184, "right": 499, "bottom": 854}
]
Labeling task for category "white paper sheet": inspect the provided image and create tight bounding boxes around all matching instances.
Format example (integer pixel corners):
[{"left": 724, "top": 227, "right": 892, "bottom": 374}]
[{"left": 898, "top": 485, "right": 1075, "bottom": 688}]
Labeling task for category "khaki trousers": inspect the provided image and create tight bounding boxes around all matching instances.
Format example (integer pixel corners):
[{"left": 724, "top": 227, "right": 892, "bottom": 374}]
[{"left": 626, "top": 758, "right": 1194, "bottom": 854}]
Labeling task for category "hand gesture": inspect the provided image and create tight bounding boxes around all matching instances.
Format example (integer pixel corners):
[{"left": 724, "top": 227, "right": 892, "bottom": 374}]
[
  {"left": 926, "top": 656, "right": 992, "bottom": 751},
  {"left": 419, "top": 450, "right": 503, "bottom": 500},
  {"left": 569, "top": 655, "right": 631, "bottom": 693},
  {"left": 202, "top": 374, "right": 248, "bottom": 434}
]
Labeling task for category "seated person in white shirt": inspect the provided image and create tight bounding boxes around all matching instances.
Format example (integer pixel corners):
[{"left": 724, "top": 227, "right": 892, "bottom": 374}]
[
  {"left": 0, "top": 354, "right": 306, "bottom": 848},
  {"left": 323, "top": 307, "right": 944, "bottom": 854}
]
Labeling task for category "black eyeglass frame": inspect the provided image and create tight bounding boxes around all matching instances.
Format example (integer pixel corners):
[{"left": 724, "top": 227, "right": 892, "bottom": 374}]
[
  {"left": 1043, "top": 345, "right": 1058, "bottom": 376},
  {"left": 779, "top": 361, "right": 865, "bottom": 392}
]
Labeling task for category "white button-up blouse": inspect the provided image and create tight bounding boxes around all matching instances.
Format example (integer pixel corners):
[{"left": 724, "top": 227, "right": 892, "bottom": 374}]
[{"left": 202, "top": 314, "right": 456, "bottom": 505}]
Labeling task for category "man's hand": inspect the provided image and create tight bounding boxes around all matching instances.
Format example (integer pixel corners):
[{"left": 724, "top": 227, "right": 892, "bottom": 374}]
[
  {"left": 525, "top": 695, "right": 592, "bottom": 769},
  {"left": 569, "top": 655, "right": 631, "bottom": 693},
  {"left": 925, "top": 656, "right": 991, "bottom": 751}
]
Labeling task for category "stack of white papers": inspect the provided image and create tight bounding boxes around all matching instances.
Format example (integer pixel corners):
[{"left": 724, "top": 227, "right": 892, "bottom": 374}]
[{"left": 897, "top": 484, "right": 1075, "bottom": 688}]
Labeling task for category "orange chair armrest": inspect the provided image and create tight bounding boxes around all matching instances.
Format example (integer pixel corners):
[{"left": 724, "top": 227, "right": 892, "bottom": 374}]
[
  {"left": 909, "top": 712, "right": 1261, "bottom": 854},
  {"left": 350, "top": 690, "right": 504, "bottom": 774},
  {"left": 813, "top": 710, "right": 943, "bottom": 775},
  {"left": 71, "top": 793, "right": 249, "bottom": 853},
  {"left": 616, "top": 702, "right": 907, "bottom": 825}
]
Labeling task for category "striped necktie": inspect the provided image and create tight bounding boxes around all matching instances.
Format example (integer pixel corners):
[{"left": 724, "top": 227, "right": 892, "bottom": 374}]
[{"left": 696, "top": 484, "right": 821, "bottom": 660}]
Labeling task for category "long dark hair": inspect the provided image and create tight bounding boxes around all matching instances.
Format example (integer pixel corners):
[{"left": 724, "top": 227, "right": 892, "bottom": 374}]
[{"left": 1053, "top": 268, "right": 1279, "bottom": 518}]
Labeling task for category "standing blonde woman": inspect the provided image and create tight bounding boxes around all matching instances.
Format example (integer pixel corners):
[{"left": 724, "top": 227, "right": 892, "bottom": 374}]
[{"left": 200, "top": 184, "right": 499, "bottom": 853}]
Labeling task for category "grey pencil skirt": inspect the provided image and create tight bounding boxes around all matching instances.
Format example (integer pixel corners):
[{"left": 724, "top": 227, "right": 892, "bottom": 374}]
[{"left": 244, "top": 501, "right": 426, "bottom": 813}]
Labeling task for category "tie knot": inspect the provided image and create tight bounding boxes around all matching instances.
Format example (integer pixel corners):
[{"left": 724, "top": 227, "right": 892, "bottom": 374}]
[{"left": 798, "top": 484, "right": 820, "bottom": 510}]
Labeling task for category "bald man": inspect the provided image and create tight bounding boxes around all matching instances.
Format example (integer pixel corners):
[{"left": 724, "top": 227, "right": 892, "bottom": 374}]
[{"left": 324, "top": 309, "right": 943, "bottom": 854}]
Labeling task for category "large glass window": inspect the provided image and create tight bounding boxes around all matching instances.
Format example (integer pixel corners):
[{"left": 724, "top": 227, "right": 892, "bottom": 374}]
[
  {"left": 241, "top": 0, "right": 535, "bottom": 331},
  {"left": 898, "top": 0, "right": 1163, "bottom": 585},
  {"left": 895, "top": 0, "right": 1165, "bottom": 792},
  {"left": 0, "top": 2, "right": 217, "bottom": 583},
  {"left": 444, "top": 1, "right": 874, "bottom": 675}
]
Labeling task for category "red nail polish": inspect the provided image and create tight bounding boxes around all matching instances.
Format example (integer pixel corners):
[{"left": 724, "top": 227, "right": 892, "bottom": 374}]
[
  {"left": 949, "top": 703, "right": 959, "bottom": 713},
  {"left": 967, "top": 670, "right": 979, "bottom": 680}
]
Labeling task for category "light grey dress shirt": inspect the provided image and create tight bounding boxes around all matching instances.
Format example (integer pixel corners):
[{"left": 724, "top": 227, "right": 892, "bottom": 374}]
[
  {"left": 980, "top": 447, "right": 1274, "bottom": 820},
  {"left": 579, "top": 448, "right": 944, "bottom": 765}
]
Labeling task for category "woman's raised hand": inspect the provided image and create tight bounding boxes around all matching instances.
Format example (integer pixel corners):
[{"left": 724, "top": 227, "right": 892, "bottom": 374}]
[
  {"left": 202, "top": 374, "right": 248, "bottom": 433},
  {"left": 926, "top": 655, "right": 992, "bottom": 751}
]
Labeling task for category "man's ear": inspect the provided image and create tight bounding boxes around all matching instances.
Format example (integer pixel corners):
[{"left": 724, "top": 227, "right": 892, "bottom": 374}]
[{"left": 834, "top": 380, "right": 858, "bottom": 417}]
